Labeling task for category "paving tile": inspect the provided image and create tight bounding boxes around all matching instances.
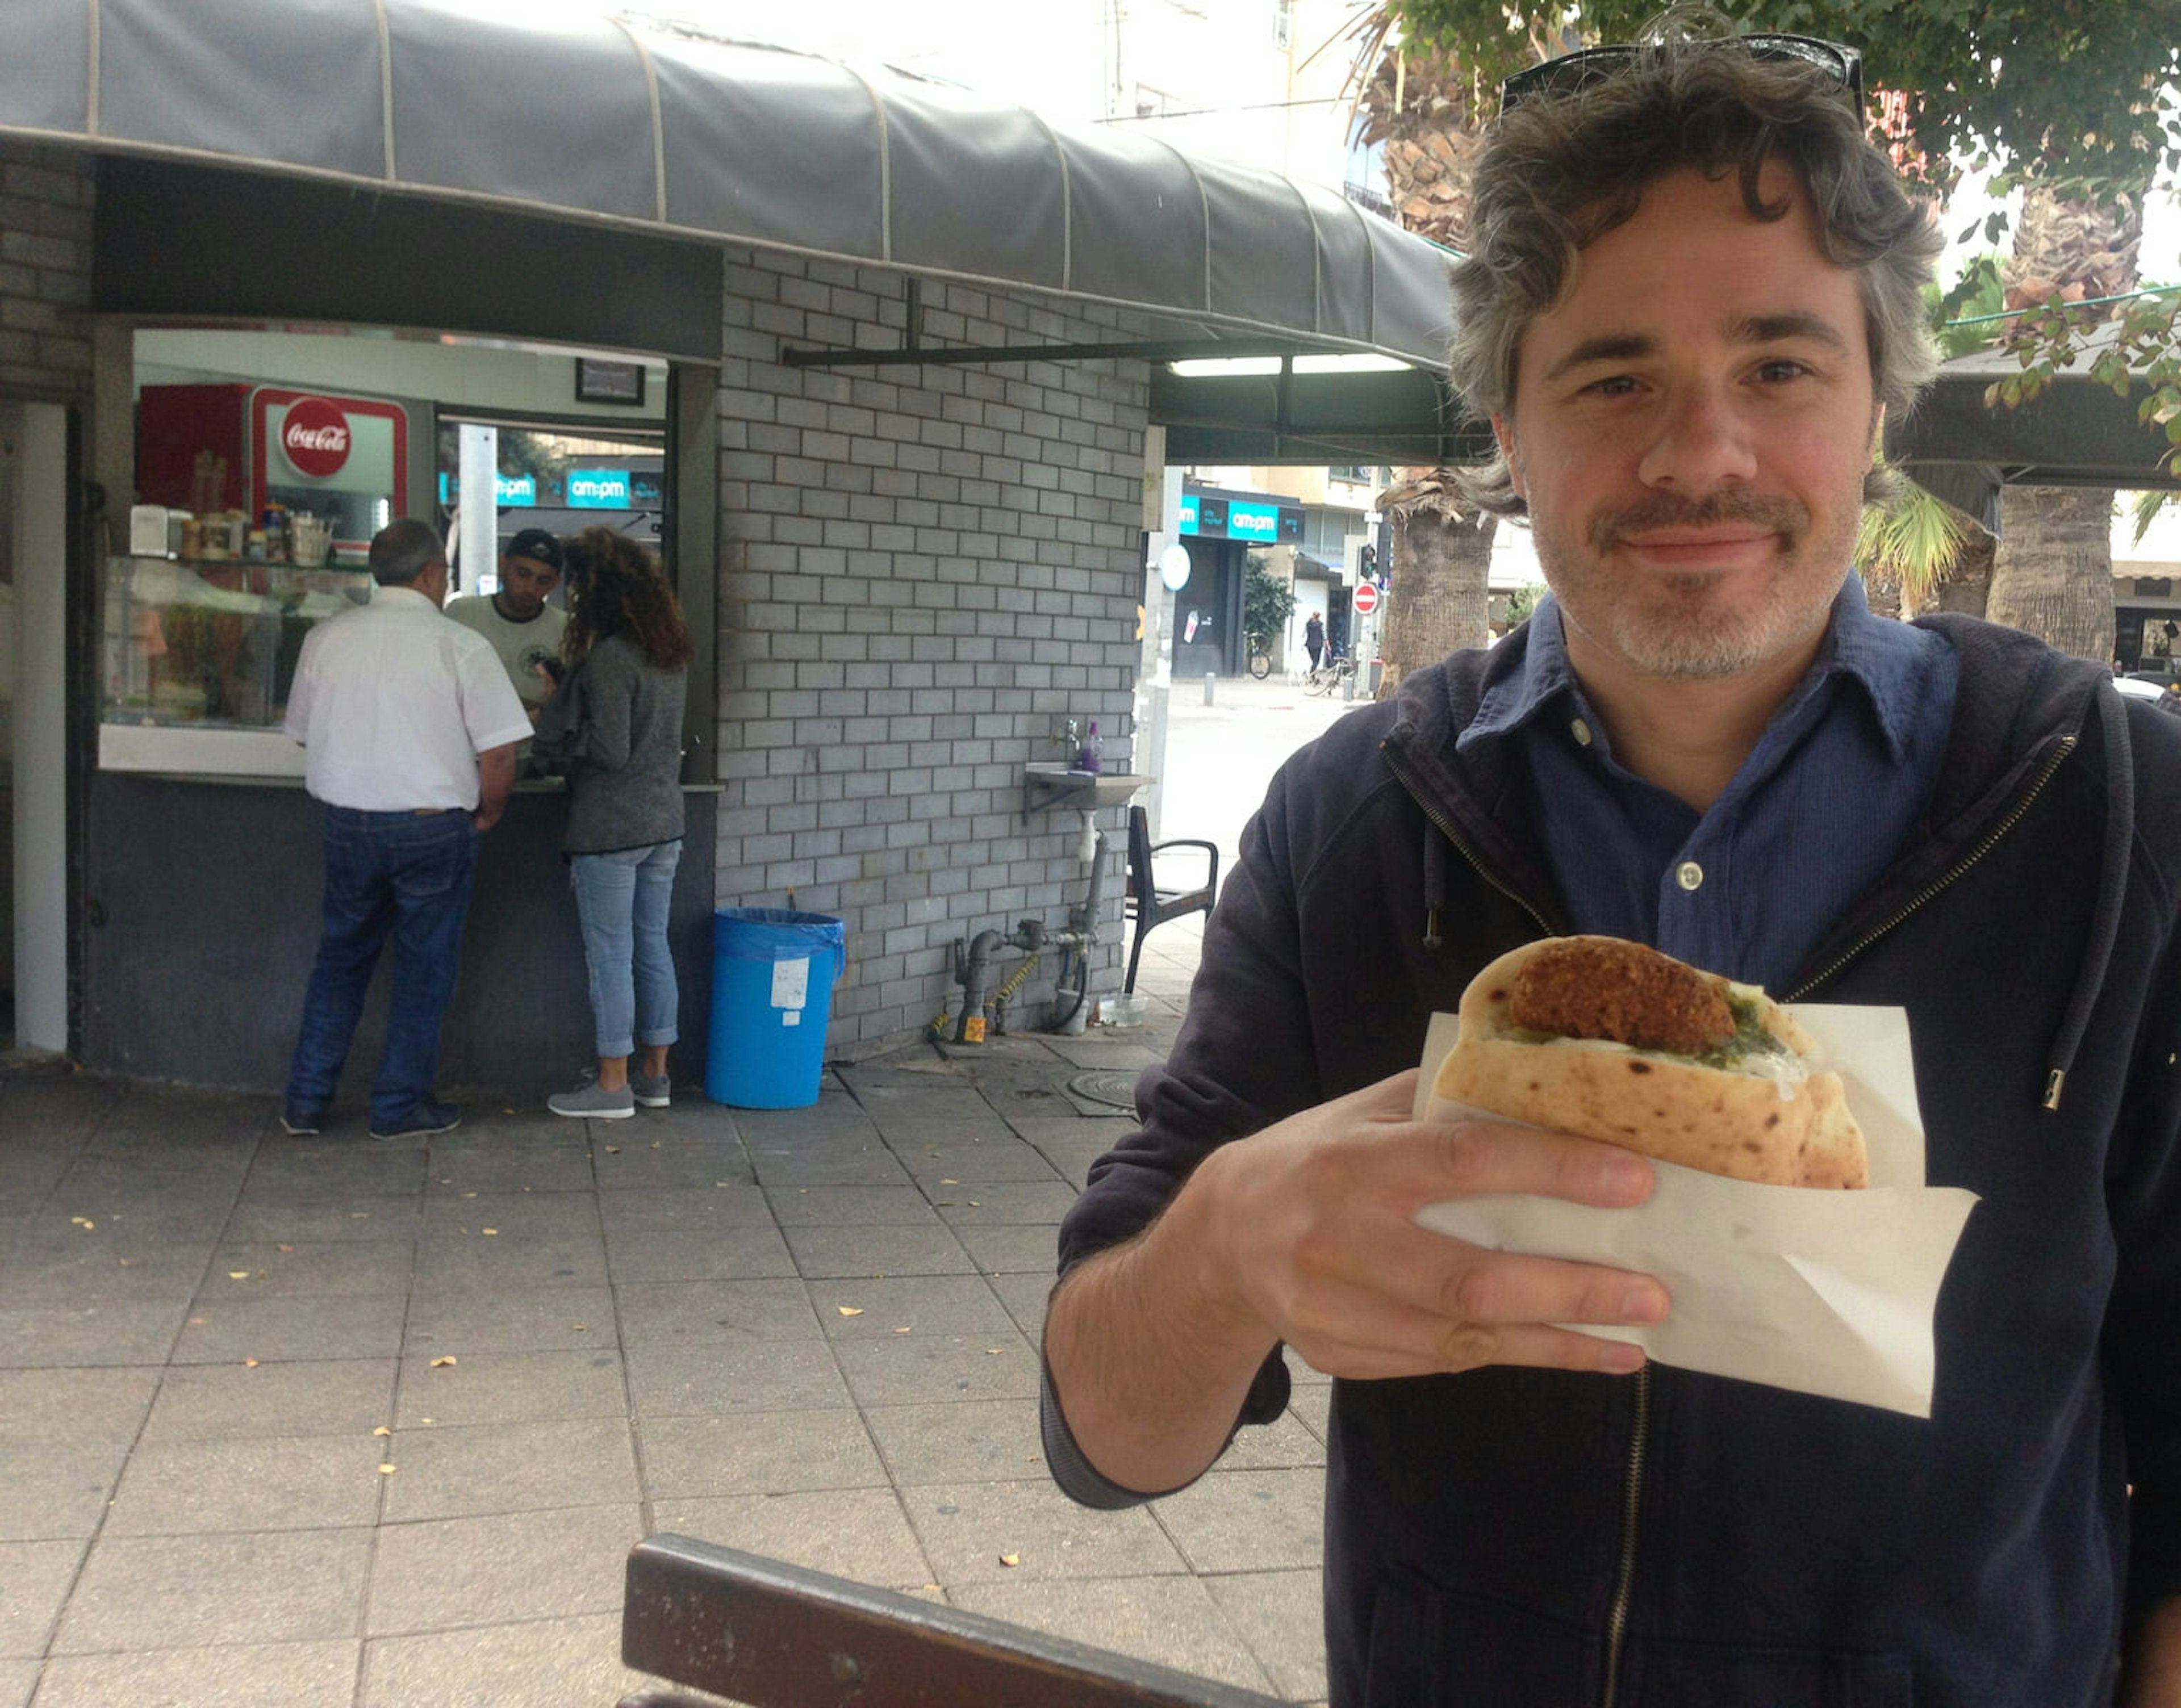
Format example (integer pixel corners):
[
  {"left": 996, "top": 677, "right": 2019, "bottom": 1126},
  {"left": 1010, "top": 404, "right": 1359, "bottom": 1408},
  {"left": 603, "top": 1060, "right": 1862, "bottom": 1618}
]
[
  {"left": 988, "top": 1269, "right": 1061, "bottom": 1339},
  {"left": 864, "top": 1397, "right": 1049, "bottom": 1486},
  {"left": 0, "top": 1537, "right": 83, "bottom": 1657},
  {"left": 951, "top": 1572, "right": 1277, "bottom": 1695},
  {"left": 0, "top": 1438, "right": 129, "bottom": 1540},
  {"left": 602, "top": 1223, "right": 797, "bottom": 1283},
  {"left": 1151, "top": 1466, "right": 1327, "bottom": 1575},
  {"left": 622, "top": 1339, "right": 850, "bottom": 1417},
  {"left": 402, "top": 1284, "right": 619, "bottom": 1355},
  {"left": 52, "top": 1527, "right": 371, "bottom": 1651},
  {"left": 615, "top": 1278, "right": 821, "bottom": 1346},
  {"left": 589, "top": 1137, "right": 755, "bottom": 1192},
  {"left": 0, "top": 1366, "right": 158, "bottom": 1439},
  {"left": 393, "top": 1347, "right": 629, "bottom": 1427},
  {"left": 0, "top": 1298, "right": 186, "bottom": 1367},
  {"left": 763, "top": 1183, "right": 942, "bottom": 1225},
  {"left": 930, "top": 1179, "right": 1083, "bottom": 1224},
  {"left": 170, "top": 1292, "right": 405, "bottom": 1364},
  {"left": 903, "top": 1477, "right": 1190, "bottom": 1585},
  {"left": 143, "top": 1358, "right": 398, "bottom": 1442},
  {"left": 0, "top": 1248, "right": 207, "bottom": 1307},
  {"left": 241, "top": 1143, "right": 428, "bottom": 1202},
  {"left": 636, "top": 1408, "right": 887, "bottom": 1499},
  {"left": 199, "top": 1239, "right": 414, "bottom": 1299},
  {"left": 1206, "top": 1568, "right": 1329, "bottom": 1703},
  {"left": 810, "top": 1274, "right": 1018, "bottom": 1341},
  {"left": 895, "top": 1141, "right": 1071, "bottom": 1186},
  {"left": 952, "top": 1222, "right": 1066, "bottom": 1275},
  {"left": 412, "top": 1229, "right": 608, "bottom": 1290},
  {"left": 223, "top": 1194, "right": 424, "bottom": 1244},
  {"left": 833, "top": 1333, "right": 1042, "bottom": 1407},
  {"left": 650, "top": 1488, "right": 933, "bottom": 1587},
  {"left": 784, "top": 1221, "right": 975, "bottom": 1279},
  {"left": 365, "top": 1502, "right": 641, "bottom": 1635},
  {"left": 360, "top": 1611, "right": 640, "bottom": 1708},
  {"left": 592, "top": 1183, "right": 777, "bottom": 1232},
  {"left": 0, "top": 1658, "right": 32, "bottom": 1708},
  {"left": 1217, "top": 1409, "right": 1328, "bottom": 1473},
  {"left": 106, "top": 1431, "right": 388, "bottom": 1535},
  {"left": 27, "top": 1641, "right": 361, "bottom": 1708},
  {"left": 421, "top": 1141, "right": 598, "bottom": 1196},
  {"left": 380, "top": 1416, "right": 638, "bottom": 1522},
  {"left": 741, "top": 1144, "right": 914, "bottom": 1188},
  {"left": 417, "top": 1190, "right": 600, "bottom": 1239}
]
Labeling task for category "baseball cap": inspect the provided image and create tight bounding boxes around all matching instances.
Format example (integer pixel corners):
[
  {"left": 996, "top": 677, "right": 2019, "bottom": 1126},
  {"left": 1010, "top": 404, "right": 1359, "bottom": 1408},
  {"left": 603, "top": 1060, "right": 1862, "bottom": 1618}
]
[{"left": 503, "top": 527, "right": 564, "bottom": 572}]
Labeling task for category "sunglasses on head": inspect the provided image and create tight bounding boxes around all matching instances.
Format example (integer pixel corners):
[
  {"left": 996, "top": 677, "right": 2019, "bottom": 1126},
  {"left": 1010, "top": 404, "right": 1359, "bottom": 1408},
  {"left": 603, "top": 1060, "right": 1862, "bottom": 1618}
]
[{"left": 1499, "top": 34, "right": 1864, "bottom": 115}]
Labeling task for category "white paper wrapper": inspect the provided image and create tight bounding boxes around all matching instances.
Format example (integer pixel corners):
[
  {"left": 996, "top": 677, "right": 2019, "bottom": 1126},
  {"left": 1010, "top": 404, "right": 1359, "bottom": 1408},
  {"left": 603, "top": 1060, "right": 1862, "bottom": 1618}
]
[{"left": 1412, "top": 1005, "right": 1978, "bottom": 1417}]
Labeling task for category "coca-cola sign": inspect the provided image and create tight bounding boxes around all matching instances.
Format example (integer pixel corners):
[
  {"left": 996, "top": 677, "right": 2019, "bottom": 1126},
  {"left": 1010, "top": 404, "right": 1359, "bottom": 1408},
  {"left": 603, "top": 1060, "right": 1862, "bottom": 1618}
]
[{"left": 279, "top": 396, "right": 352, "bottom": 479}]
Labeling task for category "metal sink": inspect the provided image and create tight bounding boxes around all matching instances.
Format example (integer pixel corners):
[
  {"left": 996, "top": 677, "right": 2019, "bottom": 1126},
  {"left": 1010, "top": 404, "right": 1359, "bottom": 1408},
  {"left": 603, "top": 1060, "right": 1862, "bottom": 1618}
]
[{"left": 1023, "top": 762, "right": 1152, "bottom": 811}]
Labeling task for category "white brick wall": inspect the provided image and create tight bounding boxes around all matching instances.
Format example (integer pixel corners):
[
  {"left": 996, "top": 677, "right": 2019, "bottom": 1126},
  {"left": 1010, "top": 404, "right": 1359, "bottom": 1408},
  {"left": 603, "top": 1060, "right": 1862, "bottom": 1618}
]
[
  {"left": 0, "top": 143, "right": 94, "bottom": 400},
  {"left": 714, "top": 252, "right": 1152, "bottom": 1049}
]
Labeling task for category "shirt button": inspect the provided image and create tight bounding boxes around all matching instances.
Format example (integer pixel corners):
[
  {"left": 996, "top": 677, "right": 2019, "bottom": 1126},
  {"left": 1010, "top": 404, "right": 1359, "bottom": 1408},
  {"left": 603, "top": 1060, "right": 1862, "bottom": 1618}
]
[
  {"left": 1676, "top": 860, "right": 1705, "bottom": 892},
  {"left": 1570, "top": 718, "right": 1593, "bottom": 747}
]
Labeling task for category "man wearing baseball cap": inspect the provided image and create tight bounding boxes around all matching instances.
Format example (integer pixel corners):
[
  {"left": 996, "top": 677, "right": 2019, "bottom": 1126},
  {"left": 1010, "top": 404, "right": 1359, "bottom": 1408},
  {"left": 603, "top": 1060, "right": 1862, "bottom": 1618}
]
[{"left": 445, "top": 526, "right": 570, "bottom": 725}]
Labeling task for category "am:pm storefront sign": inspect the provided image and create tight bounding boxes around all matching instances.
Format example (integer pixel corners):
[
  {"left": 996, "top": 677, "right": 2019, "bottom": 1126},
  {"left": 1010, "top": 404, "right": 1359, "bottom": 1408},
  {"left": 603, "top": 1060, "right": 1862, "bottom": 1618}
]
[{"left": 1179, "top": 491, "right": 1304, "bottom": 543}]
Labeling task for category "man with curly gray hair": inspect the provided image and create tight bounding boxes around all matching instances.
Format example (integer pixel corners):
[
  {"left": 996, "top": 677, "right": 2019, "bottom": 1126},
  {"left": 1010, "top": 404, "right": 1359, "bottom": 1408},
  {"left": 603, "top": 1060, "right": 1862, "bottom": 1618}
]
[{"left": 1044, "top": 25, "right": 2181, "bottom": 1707}]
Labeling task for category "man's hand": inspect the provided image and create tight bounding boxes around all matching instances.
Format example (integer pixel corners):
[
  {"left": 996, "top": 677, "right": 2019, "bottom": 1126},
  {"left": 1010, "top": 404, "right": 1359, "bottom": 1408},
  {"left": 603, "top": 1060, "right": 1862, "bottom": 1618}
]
[
  {"left": 1194, "top": 1069, "right": 1667, "bottom": 1380},
  {"left": 473, "top": 743, "right": 517, "bottom": 832},
  {"left": 1043, "top": 1070, "right": 1668, "bottom": 1494}
]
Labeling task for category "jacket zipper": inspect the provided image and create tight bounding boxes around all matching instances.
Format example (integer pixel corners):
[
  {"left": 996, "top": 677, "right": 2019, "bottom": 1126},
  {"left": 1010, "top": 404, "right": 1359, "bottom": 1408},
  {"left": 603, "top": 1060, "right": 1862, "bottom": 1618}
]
[
  {"left": 1380, "top": 746, "right": 1556, "bottom": 937},
  {"left": 1782, "top": 734, "right": 2077, "bottom": 1004},
  {"left": 1599, "top": 1364, "right": 1651, "bottom": 1708}
]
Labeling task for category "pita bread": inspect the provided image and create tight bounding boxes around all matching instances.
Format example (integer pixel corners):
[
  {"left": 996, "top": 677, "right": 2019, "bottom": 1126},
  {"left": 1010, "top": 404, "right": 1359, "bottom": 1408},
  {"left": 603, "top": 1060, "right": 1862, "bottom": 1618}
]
[{"left": 1435, "top": 939, "right": 1868, "bottom": 1190}]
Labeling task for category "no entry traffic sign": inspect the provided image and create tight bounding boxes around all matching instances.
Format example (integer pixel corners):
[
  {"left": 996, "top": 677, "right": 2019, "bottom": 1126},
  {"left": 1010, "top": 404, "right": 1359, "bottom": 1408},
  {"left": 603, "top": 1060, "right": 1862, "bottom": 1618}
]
[{"left": 1351, "top": 581, "right": 1380, "bottom": 616}]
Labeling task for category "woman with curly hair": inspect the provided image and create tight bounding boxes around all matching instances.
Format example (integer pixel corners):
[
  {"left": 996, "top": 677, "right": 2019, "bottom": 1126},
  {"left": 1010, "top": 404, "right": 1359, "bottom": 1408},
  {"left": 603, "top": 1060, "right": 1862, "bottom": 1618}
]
[{"left": 532, "top": 527, "right": 691, "bottom": 1119}]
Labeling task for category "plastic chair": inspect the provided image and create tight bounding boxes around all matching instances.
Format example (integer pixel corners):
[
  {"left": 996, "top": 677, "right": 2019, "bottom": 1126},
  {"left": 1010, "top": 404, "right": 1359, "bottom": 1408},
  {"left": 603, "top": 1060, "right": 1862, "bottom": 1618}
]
[{"left": 1124, "top": 805, "right": 1218, "bottom": 994}]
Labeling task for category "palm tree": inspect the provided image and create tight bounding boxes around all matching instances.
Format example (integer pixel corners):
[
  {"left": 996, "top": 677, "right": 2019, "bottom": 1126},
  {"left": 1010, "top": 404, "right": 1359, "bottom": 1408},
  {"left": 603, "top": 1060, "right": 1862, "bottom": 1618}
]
[
  {"left": 1984, "top": 187, "right": 2144, "bottom": 661},
  {"left": 1378, "top": 467, "right": 1495, "bottom": 696}
]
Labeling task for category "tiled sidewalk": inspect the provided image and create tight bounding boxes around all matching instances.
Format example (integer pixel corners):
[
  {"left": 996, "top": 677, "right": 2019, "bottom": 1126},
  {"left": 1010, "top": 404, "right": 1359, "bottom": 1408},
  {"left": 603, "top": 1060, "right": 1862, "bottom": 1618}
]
[{"left": 0, "top": 917, "right": 1331, "bottom": 1708}]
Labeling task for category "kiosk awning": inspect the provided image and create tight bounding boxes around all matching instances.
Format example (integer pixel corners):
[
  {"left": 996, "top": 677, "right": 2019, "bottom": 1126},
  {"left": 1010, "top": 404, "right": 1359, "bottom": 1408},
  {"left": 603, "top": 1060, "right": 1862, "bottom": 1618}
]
[{"left": 0, "top": 0, "right": 1456, "bottom": 375}]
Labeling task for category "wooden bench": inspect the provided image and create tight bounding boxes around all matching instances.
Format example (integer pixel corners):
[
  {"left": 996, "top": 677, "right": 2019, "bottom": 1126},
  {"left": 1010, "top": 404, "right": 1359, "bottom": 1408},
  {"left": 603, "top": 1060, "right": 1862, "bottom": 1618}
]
[
  {"left": 619, "top": 1534, "right": 1285, "bottom": 1708},
  {"left": 1123, "top": 806, "right": 1218, "bottom": 995}
]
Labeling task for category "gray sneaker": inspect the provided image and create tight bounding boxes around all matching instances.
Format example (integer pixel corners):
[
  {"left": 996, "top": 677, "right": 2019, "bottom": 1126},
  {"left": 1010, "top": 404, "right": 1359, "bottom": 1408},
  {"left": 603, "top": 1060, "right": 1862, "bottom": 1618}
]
[
  {"left": 630, "top": 1070, "right": 671, "bottom": 1109},
  {"left": 548, "top": 1077, "right": 636, "bottom": 1120}
]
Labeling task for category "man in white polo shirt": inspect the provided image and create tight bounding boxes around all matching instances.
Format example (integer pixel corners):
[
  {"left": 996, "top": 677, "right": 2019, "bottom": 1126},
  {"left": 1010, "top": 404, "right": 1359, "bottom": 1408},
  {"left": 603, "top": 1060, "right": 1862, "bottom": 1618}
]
[{"left": 280, "top": 518, "right": 532, "bottom": 1142}]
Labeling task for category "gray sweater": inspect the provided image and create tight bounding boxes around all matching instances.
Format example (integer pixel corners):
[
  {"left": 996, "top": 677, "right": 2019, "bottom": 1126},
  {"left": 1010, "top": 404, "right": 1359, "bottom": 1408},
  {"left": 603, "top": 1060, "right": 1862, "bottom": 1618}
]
[{"left": 530, "top": 632, "right": 687, "bottom": 855}]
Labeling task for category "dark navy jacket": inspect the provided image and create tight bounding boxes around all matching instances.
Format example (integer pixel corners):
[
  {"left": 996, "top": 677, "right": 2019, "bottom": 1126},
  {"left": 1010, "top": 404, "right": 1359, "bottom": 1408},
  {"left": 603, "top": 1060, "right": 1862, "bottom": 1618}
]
[{"left": 1048, "top": 615, "right": 2181, "bottom": 1707}]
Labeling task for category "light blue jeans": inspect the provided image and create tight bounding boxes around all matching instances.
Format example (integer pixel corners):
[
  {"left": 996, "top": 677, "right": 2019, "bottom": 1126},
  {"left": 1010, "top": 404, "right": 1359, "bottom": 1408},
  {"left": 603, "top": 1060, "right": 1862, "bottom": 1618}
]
[{"left": 569, "top": 839, "right": 682, "bottom": 1059}]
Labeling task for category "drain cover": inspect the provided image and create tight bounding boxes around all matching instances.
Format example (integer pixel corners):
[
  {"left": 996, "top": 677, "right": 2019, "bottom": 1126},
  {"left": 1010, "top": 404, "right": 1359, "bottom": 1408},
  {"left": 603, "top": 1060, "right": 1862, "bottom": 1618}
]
[{"left": 1067, "top": 1070, "right": 1139, "bottom": 1111}]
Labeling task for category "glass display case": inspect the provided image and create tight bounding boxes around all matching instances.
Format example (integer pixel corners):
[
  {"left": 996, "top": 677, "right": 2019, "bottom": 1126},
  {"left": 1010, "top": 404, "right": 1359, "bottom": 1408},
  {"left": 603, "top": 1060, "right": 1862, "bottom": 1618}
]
[{"left": 98, "top": 554, "right": 374, "bottom": 774}]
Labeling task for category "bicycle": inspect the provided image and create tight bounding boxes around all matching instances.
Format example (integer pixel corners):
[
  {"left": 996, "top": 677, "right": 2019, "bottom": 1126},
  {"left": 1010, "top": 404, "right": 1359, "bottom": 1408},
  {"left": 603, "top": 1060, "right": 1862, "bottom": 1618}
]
[
  {"left": 1245, "top": 640, "right": 1275, "bottom": 680},
  {"left": 1303, "top": 652, "right": 1357, "bottom": 697}
]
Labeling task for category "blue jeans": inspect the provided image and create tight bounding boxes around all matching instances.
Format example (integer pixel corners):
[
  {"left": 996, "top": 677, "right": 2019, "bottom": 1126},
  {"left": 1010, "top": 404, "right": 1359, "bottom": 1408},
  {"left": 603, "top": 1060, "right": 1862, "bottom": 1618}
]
[
  {"left": 570, "top": 840, "right": 682, "bottom": 1060},
  {"left": 286, "top": 807, "right": 478, "bottom": 1125}
]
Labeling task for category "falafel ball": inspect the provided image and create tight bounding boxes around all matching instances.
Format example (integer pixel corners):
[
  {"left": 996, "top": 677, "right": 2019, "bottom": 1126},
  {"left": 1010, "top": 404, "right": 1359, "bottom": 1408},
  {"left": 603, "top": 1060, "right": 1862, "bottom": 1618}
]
[{"left": 1507, "top": 937, "right": 1737, "bottom": 1056}]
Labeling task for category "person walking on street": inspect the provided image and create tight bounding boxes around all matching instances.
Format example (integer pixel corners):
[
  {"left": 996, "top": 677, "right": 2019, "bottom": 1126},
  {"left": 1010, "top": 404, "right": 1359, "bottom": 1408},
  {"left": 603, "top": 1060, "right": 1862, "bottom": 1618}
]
[
  {"left": 533, "top": 528, "right": 692, "bottom": 1120},
  {"left": 1043, "top": 27, "right": 2181, "bottom": 1707},
  {"left": 281, "top": 519, "right": 531, "bottom": 1141},
  {"left": 1304, "top": 610, "right": 1326, "bottom": 673}
]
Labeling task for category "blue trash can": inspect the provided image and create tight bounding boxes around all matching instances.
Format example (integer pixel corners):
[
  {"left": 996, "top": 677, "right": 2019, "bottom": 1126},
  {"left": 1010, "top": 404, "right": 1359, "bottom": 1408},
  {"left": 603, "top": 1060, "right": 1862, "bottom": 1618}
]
[{"left": 705, "top": 909, "right": 847, "bottom": 1108}]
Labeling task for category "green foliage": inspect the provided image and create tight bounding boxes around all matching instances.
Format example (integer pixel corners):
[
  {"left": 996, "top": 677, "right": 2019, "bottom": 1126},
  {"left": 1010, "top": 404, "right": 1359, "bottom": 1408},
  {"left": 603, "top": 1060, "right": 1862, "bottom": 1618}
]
[
  {"left": 1243, "top": 553, "right": 1297, "bottom": 649},
  {"left": 1380, "top": 1, "right": 2181, "bottom": 187},
  {"left": 1929, "top": 256, "right": 2006, "bottom": 360},
  {"left": 1857, "top": 470, "right": 1970, "bottom": 607},
  {"left": 1505, "top": 581, "right": 1548, "bottom": 623}
]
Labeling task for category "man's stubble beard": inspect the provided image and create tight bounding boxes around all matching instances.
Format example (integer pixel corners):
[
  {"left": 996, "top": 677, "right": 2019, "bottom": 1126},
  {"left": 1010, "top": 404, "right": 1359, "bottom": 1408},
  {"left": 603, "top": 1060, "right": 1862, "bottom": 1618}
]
[{"left": 1535, "top": 489, "right": 1861, "bottom": 683}]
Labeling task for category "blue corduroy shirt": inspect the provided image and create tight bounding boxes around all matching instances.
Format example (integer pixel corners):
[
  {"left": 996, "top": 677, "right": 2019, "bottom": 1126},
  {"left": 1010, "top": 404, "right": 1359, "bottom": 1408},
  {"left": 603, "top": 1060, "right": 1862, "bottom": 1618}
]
[{"left": 1457, "top": 576, "right": 1959, "bottom": 993}]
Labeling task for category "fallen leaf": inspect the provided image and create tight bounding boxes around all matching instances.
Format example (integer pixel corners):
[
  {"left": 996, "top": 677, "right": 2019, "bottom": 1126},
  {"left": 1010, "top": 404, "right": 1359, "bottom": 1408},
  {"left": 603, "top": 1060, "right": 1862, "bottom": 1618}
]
[
  {"left": 604, "top": 1146, "right": 621, "bottom": 1154},
  {"left": 118, "top": 1258, "right": 133, "bottom": 1267},
  {"left": 277, "top": 1244, "right": 294, "bottom": 1253},
  {"left": 227, "top": 1271, "right": 250, "bottom": 1280},
  {"left": 429, "top": 1355, "right": 457, "bottom": 1368},
  {"left": 482, "top": 1228, "right": 499, "bottom": 1237},
  {"left": 378, "top": 1463, "right": 398, "bottom": 1475},
  {"left": 502, "top": 1107, "right": 516, "bottom": 1115},
  {"left": 837, "top": 1306, "right": 864, "bottom": 1317},
  {"left": 985, "top": 1348, "right": 1005, "bottom": 1355},
  {"left": 243, "top": 1358, "right": 260, "bottom": 1368},
  {"left": 188, "top": 1316, "right": 206, "bottom": 1325},
  {"left": 373, "top": 1426, "right": 391, "bottom": 1437},
  {"left": 574, "top": 1324, "right": 588, "bottom": 1332},
  {"left": 463, "top": 1192, "right": 478, "bottom": 1199},
  {"left": 350, "top": 1212, "right": 370, "bottom": 1220},
  {"left": 998, "top": 1552, "right": 1021, "bottom": 1568},
  {"left": 941, "top": 1179, "right": 959, "bottom": 1186},
  {"left": 968, "top": 1201, "right": 983, "bottom": 1208},
  {"left": 72, "top": 1216, "right": 94, "bottom": 1230},
  {"left": 421, "top": 1417, "right": 434, "bottom": 1425}
]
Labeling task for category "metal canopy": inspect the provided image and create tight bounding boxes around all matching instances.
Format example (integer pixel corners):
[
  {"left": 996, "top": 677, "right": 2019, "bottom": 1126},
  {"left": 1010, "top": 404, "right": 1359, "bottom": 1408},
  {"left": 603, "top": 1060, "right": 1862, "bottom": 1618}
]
[
  {"left": 0, "top": 0, "right": 1456, "bottom": 375},
  {"left": 1887, "top": 325, "right": 2181, "bottom": 505}
]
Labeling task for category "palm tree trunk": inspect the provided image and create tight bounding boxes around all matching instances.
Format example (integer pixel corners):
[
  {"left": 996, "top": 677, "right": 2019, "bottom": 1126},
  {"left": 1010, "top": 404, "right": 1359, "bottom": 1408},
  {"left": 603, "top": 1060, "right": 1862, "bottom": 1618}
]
[
  {"left": 1986, "top": 486, "right": 2115, "bottom": 660},
  {"left": 1382, "top": 505, "right": 1494, "bottom": 690}
]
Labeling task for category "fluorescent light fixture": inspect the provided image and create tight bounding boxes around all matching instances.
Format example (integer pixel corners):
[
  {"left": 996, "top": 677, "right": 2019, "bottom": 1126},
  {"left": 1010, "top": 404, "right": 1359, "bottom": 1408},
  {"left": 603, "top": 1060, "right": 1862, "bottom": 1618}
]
[{"left": 1167, "top": 353, "right": 1415, "bottom": 377}]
